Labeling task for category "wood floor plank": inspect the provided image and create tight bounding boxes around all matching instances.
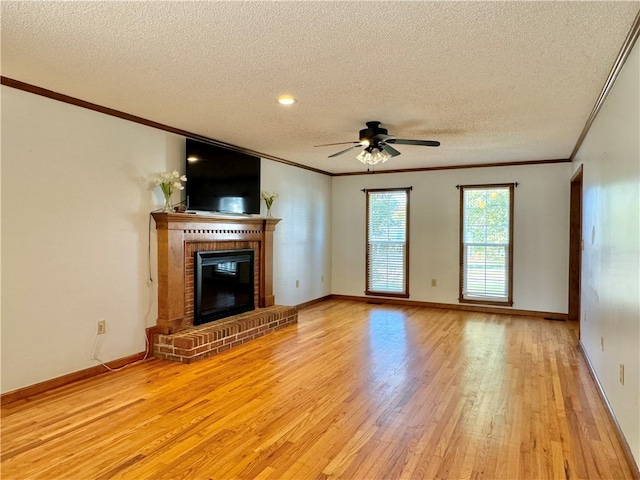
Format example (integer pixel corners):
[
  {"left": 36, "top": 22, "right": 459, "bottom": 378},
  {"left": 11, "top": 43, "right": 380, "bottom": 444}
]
[{"left": 1, "top": 300, "right": 636, "bottom": 479}]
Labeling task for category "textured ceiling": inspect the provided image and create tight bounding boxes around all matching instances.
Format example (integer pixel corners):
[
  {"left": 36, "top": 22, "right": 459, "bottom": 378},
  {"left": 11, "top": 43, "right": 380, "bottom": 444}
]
[{"left": 2, "top": 1, "right": 639, "bottom": 174}]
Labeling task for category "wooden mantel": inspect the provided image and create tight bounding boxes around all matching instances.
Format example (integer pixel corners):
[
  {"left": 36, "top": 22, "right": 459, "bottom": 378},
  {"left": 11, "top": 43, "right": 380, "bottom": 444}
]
[{"left": 152, "top": 212, "right": 280, "bottom": 334}]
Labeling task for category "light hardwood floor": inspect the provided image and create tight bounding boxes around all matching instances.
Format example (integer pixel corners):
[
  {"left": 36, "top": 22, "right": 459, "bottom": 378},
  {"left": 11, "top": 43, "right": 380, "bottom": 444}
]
[{"left": 1, "top": 300, "right": 636, "bottom": 479}]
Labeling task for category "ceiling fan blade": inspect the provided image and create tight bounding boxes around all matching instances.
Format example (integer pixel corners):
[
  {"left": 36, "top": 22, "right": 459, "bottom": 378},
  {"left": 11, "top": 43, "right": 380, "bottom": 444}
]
[
  {"left": 314, "top": 141, "right": 361, "bottom": 147},
  {"left": 387, "top": 139, "right": 440, "bottom": 147},
  {"left": 328, "top": 144, "right": 364, "bottom": 158},
  {"left": 372, "top": 133, "right": 393, "bottom": 142},
  {"left": 380, "top": 143, "right": 401, "bottom": 157}
]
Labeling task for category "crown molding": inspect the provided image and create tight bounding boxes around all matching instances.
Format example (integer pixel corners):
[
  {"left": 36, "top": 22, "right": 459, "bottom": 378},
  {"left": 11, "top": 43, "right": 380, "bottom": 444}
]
[{"left": 332, "top": 158, "right": 571, "bottom": 177}]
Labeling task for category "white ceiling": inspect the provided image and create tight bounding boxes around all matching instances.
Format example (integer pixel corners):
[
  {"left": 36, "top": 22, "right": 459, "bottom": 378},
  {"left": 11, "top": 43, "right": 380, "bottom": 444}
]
[{"left": 2, "top": 1, "right": 639, "bottom": 175}]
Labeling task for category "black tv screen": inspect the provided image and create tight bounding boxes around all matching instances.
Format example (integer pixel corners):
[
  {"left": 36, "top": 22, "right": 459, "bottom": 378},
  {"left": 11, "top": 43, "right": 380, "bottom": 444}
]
[{"left": 185, "top": 139, "right": 261, "bottom": 214}]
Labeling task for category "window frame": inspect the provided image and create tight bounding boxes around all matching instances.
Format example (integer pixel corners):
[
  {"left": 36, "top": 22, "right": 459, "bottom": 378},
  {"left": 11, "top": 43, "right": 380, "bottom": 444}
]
[
  {"left": 458, "top": 183, "right": 514, "bottom": 306},
  {"left": 365, "top": 187, "right": 411, "bottom": 298}
]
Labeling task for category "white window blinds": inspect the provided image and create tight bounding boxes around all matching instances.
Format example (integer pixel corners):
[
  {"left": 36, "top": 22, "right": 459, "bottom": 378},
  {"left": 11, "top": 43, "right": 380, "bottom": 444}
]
[
  {"left": 366, "top": 189, "right": 409, "bottom": 297},
  {"left": 460, "top": 184, "right": 514, "bottom": 305}
]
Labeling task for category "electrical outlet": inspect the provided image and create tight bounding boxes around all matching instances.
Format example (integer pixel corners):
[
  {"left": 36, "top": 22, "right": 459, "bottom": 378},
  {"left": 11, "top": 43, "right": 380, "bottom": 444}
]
[
  {"left": 601, "top": 336, "right": 604, "bottom": 351},
  {"left": 295, "top": 280, "right": 299, "bottom": 288},
  {"left": 431, "top": 279, "right": 437, "bottom": 287},
  {"left": 619, "top": 364, "right": 625, "bottom": 385},
  {"left": 97, "top": 320, "right": 106, "bottom": 335}
]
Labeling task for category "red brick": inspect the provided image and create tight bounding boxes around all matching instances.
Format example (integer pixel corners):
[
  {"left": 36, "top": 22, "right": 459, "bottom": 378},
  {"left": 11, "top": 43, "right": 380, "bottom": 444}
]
[
  {"left": 174, "top": 348, "right": 193, "bottom": 356},
  {"left": 173, "top": 337, "right": 195, "bottom": 349},
  {"left": 223, "top": 335, "right": 238, "bottom": 345}
]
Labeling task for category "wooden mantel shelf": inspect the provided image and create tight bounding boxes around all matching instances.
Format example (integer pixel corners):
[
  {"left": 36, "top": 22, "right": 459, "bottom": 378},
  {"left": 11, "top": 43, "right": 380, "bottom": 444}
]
[
  {"left": 151, "top": 212, "right": 280, "bottom": 230},
  {"left": 152, "top": 212, "right": 281, "bottom": 334}
]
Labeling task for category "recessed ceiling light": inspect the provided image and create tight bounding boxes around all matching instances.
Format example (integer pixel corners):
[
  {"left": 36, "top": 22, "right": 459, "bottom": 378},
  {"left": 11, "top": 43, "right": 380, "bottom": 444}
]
[
  {"left": 187, "top": 156, "right": 199, "bottom": 162},
  {"left": 278, "top": 95, "right": 297, "bottom": 105}
]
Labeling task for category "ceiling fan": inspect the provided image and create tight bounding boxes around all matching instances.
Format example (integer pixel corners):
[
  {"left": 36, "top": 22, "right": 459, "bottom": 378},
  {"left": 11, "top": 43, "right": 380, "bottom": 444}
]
[{"left": 315, "top": 121, "right": 440, "bottom": 165}]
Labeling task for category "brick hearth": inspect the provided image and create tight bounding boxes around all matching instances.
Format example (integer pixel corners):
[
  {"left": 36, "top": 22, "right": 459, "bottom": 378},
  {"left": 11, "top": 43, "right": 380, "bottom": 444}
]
[{"left": 154, "top": 305, "right": 298, "bottom": 363}]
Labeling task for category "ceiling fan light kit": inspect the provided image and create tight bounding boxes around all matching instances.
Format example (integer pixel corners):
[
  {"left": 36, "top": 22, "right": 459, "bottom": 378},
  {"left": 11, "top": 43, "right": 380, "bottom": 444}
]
[
  {"left": 356, "top": 147, "right": 392, "bottom": 165},
  {"left": 316, "top": 121, "right": 440, "bottom": 166}
]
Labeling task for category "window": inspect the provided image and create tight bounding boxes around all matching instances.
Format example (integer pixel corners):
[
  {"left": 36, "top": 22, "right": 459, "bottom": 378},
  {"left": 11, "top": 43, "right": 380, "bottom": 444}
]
[
  {"left": 459, "top": 184, "right": 514, "bottom": 305},
  {"left": 366, "top": 188, "right": 410, "bottom": 297},
  {"left": 215, "top": 261, "right": 238, "bottom": 276}
]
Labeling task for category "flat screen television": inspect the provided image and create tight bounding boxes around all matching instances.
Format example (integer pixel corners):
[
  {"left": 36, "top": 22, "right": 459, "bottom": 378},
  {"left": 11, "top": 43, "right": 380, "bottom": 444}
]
[{"left": 185, "top": 139, "right": 261, "bottom": 214}]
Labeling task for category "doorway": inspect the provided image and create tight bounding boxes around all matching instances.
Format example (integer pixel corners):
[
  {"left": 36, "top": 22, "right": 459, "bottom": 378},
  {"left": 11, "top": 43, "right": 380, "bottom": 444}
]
[{"left": 568, "top": 166, "right": 583, "bottom": 330}]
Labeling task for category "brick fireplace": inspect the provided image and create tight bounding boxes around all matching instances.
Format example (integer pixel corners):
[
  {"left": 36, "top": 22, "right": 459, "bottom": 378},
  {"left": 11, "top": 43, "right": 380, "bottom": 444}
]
[{"left": 151, "top": 212, "right": 297, "bottom": 363}]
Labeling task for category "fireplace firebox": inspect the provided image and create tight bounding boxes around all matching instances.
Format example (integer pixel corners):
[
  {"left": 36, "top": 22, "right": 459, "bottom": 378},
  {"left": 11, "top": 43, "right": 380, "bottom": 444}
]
[{"left": 194, "top": 249, "right": 255, "bottom": 325}]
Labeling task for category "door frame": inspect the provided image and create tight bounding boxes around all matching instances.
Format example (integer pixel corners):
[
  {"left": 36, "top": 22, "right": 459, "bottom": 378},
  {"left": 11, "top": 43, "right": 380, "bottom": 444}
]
[{"left": 568, "top": 165, "right": 583, "bottom": 327}]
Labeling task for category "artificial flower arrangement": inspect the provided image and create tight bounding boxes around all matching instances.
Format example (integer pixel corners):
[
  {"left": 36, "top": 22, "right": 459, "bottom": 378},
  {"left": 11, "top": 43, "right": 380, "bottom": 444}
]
[
  {"left": 261, "top": 190, "right": 279, "bottom": 217},
  {"left": 155, "top": 170, "right": 187, "bottom": 212}
]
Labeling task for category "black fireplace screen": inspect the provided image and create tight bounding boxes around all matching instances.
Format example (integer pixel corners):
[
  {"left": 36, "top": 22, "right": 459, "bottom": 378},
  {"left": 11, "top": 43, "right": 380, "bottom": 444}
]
[{"left": 194, "top": 249, "right": 255, "bottom": 325}]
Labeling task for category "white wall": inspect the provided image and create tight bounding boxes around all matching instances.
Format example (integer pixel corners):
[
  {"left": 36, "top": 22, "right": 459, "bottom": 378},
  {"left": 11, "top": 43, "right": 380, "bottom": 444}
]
[
  {"left": 573, "top": 41, "right": 639, "bottom": 464},
  {"left": 1, "top": 87, "right": 333, "bottom": 394},
  {"left": 261, "top": 159, "right": 332, "bottom": 306},
  {"left": 332, "top": 163, "right": 571, "bottom": 314},
  {"left": 1, "top": 86, "right": 181, "bottom": 393}
]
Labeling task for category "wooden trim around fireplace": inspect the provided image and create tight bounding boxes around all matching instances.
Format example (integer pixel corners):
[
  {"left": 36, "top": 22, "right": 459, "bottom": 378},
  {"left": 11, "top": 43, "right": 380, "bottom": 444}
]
[{"left": 151, "top": 213, "right": 280, "bottom": 334}]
